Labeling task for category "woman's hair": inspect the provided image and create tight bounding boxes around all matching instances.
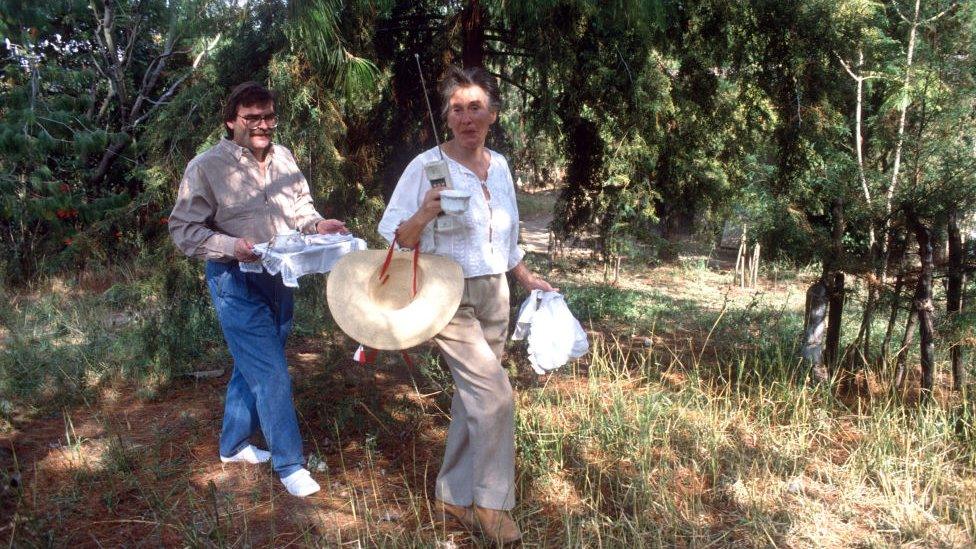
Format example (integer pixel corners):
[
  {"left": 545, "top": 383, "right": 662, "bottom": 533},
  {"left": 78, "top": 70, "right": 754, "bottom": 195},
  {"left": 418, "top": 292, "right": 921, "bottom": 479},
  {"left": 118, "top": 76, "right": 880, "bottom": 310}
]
[
  {"left": 221, "top": 81, "right": 277, "bottom": 138},
  {"left": 437, "top": 65, "right": 502, "bottom": 121}
]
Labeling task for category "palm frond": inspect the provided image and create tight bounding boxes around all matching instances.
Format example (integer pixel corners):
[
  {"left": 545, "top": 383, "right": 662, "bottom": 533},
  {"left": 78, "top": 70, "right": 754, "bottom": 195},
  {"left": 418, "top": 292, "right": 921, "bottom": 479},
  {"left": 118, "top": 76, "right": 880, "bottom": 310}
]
[{"left": 285, "top": 0, "right": 380, "bottom": 99}]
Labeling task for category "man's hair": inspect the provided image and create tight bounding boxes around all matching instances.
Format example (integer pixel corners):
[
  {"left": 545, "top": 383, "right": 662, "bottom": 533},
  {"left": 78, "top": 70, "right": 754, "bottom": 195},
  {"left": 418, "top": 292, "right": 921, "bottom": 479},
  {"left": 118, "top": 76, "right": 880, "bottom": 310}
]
[
  {"left": 437, "top": 65, "right": 502, "bottom": 122},
  {"left": 222, "top": 81, "right": 276, "bottom": 138}
]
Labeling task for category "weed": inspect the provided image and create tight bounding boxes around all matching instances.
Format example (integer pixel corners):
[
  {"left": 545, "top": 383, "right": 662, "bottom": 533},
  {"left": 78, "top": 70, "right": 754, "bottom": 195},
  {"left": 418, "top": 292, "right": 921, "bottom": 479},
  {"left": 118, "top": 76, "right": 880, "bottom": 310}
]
[{"left": 5, "top": 253, "right": 976, "bottom": 546}]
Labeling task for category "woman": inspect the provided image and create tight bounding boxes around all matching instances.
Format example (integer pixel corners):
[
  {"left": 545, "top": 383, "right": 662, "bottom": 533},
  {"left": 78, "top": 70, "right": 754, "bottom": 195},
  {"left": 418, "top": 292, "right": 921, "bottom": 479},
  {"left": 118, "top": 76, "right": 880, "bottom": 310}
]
[{"left": 378, "top": 65, "right": 555, "bottom": 544}]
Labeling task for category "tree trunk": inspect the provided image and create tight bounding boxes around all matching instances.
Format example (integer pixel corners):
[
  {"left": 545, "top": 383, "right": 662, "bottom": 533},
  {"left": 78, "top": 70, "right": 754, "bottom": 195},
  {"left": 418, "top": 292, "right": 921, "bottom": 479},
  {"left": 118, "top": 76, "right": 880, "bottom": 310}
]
[
  {"left": 909, "top": 211, "right": 936, "bottom": 401},
  {"left": 854, "top": 49, "right": 872, "bottom": 244},
  {"left": 947, "top": 209, "right": 965, "bottom": 391},
  {"left": 460, "top": 0, "right": 486, "bottom": 68},
  {"left": 826, "top": 271, "right": 846, "bottom": 368},
  {"left": 894, "top": 301, "right": 918, "bottom": 390},
  {"left": 88, "top": 137, "right": 131, "bottom": 190},
  {"left": 875, "top": 0, "right": 922, "bottom": 326},
  {"left": 855, "top": 284, "right": 876, "bottom": 368},
  {"left": 825, "top": 197, "right": 846, "bottom": 369},
  {"left": 803, "top": 278, "right": 829, "bottom": 383},
  {"left": 882, "top": 273, "right": 904, "bottom": 361}
]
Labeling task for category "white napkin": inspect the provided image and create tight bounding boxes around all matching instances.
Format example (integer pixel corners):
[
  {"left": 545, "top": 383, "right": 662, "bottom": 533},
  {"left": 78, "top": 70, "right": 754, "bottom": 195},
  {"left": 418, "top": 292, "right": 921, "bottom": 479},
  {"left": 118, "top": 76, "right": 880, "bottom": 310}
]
[
  {"left": 511, "top": 290, "right": 588, "bottom": 375},
  {"left": 240, "top": 233, "right": 366, "bottom": 287}
]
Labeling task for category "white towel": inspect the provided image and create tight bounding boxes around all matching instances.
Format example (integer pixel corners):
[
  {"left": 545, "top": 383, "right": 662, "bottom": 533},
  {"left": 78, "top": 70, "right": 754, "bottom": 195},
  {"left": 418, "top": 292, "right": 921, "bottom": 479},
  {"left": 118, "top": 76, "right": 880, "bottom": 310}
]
[
  {"left": 511, "top": 290, "right": 588, "bottom": 375},
  {"left": 240, "top": 233, "right": 367, "bottom": 287}
]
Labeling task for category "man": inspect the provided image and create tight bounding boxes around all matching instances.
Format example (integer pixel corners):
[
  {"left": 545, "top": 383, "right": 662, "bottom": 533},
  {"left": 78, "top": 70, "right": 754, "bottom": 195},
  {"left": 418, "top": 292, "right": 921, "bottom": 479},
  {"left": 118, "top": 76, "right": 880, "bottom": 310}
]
[{"left": 169, "top": 81, "right": 345, "bottom": 497}]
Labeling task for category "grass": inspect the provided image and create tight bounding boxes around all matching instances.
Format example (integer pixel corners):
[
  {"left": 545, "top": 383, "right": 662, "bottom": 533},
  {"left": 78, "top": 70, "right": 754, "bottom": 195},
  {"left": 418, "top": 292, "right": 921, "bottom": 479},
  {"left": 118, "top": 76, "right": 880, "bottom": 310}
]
[
  {"left": 515, "top": 189, "right": 559, "bottom": 221},
  {"left": 2, "top": 253, "right": 976, "bottom": 546},
  {"left": 516, "top": 338, "right": 976, "bottom": 546}
]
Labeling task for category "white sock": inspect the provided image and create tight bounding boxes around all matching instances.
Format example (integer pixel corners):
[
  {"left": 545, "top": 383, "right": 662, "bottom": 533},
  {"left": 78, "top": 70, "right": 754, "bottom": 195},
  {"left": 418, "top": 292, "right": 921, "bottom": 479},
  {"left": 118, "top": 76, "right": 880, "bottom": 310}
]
[
  {"left": 220, "top": 444, "right": 271, "bottom": 464},
  {"left": 281, "top": 468, "right": 320, "bottom": 497}
]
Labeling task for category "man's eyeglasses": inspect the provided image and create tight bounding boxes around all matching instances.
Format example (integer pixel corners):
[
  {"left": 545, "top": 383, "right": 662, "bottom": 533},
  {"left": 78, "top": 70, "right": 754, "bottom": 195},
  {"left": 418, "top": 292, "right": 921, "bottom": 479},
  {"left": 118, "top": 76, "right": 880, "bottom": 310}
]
[{"left": 238, "top": 113, "right": 279, "bottom": 129}]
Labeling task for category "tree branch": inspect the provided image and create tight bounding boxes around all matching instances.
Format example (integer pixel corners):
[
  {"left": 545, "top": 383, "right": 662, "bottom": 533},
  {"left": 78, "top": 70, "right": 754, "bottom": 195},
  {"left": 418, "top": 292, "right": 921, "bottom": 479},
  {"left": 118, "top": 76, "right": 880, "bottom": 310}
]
[
  {"left": 924, "top": 1, "right": 957, "bottom": 23},
  {"left": 89, "top": 33, "right": 220, "bottom": 188},
  {"left": 90, "top": 0, "right": 129, "bottom": 118},
  {"left": 120, "top": 7, "right": 144, "bottom": 76},
  {"left": 485, "top": 47, "right": 534, "bottom": 58},
  {"left": 834, "top": 51, "right": 859, "bottom": 81},
  {"left": 131, "top": 28, "right": 179, "bottom": 123},
  {"left": 487, "top": 69, "right": 538, "bottom": 99},
  {"left": 891, "top": 0, "right": 910, "bottom": 24}
]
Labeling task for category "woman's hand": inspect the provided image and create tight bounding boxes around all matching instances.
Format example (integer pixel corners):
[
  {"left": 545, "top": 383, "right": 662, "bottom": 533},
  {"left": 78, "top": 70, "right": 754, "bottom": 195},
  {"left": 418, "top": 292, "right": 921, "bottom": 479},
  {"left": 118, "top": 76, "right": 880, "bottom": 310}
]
[
  {"left": 395, "top": 187, "right": 444, "bottom": 248},
  {"left": 520, "top": 274, "right": 558, "bottom": 293},
  {"left": 511, "top": 262, "right": 559, "bottom": 293},
  {"left": 315, "top": 219, "right": 349, "bottom": 235},
  {"left": 419, "top": 186, "right": 445, "bottom": 219}
]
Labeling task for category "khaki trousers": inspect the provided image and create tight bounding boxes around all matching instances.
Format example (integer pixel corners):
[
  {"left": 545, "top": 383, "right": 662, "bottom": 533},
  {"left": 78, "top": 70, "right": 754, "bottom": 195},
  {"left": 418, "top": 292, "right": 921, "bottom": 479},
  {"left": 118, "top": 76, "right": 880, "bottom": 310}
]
[{"left": 433, "top": 273, "right": 516, "bottom": 510}]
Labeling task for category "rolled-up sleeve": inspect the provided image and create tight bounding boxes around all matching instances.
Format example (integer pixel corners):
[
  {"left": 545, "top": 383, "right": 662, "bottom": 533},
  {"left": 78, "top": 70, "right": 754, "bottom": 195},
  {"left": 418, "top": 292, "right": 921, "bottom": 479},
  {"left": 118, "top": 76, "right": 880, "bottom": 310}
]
[
  {"left": 168, "top": 162, "right": 237, "bottom": 261},
  {"left": 378, "top": 157, "right": 435, "bottom": 250}
]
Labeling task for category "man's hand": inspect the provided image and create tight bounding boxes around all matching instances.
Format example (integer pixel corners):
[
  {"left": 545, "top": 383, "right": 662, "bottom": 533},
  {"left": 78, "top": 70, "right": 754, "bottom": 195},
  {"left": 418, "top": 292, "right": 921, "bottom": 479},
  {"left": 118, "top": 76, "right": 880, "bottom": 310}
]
[
  {"left": 315, "top": 219, "right": 349, "bottom": 235},
  {"left": 235, "top": 238, "right": 259, "bottom": 262}
]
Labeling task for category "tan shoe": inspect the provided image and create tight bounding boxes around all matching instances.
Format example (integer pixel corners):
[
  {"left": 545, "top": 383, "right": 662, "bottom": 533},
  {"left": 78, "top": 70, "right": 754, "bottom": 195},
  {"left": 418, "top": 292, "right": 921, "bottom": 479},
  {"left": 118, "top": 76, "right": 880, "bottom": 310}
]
[
  {"left": 436, "top": 500, "right": 477, "bottom": 530},
  {"left": 474, "top": 505, "right": 522, "bottom": 544}
]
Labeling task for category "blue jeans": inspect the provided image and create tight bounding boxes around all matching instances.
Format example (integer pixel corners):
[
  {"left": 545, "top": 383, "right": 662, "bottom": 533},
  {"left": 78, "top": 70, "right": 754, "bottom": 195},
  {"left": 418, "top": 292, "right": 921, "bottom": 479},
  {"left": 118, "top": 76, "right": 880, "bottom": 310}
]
[{"left": 206, "top": 261, "right": 303, "bottom": 477}]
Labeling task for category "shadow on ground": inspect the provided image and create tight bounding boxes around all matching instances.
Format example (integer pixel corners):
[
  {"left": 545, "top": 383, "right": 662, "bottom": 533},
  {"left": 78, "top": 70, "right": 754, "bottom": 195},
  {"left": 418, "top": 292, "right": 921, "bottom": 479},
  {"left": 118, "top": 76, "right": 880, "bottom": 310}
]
[{"left": 2, "top": 266, "right": 813, "bottom": 547}]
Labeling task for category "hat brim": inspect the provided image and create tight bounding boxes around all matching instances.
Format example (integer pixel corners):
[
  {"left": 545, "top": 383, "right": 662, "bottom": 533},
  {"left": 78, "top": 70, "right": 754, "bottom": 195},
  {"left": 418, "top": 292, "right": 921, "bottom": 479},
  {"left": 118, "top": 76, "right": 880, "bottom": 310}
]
[{"left": 326, "top": 250, "right": 464, "bottom": 350}]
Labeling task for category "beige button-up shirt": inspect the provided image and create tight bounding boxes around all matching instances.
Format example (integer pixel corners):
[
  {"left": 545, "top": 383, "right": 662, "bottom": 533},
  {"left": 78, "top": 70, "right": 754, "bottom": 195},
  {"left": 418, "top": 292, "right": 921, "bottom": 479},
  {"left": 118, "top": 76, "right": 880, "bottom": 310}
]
[{"left": 169, "top": 139, "right": 324, "bottom": 262}]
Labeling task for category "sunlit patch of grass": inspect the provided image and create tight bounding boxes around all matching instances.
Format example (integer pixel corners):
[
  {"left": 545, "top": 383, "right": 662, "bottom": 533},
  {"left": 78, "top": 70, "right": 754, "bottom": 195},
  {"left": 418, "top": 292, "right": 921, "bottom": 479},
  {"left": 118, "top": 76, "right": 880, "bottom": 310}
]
[
  {"left": 510, "top": 335, "right": 976, "bottom": 546},
  {"left": 5, "top": 253, "right": 976, "bottom": 546},
  {"left": 0, "top": 259, "right": 225, "bottom": 411},
  {"left": 516, "top": 189, "right": 558, "bottom": 220}
]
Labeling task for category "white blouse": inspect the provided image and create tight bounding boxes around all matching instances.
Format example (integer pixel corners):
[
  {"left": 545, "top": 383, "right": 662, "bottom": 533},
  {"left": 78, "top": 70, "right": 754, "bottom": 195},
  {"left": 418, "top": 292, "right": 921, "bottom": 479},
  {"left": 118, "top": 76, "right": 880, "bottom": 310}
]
[{"left": 378, "top": 146, "right": 525, "bottom": 278}]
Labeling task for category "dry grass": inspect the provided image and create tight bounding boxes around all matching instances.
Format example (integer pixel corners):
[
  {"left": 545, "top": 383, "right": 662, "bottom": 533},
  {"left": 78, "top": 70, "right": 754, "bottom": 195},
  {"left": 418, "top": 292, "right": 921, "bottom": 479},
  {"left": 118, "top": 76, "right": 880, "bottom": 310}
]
[{"left": 2, "top": 257, "right": 975, "bottom": 547}]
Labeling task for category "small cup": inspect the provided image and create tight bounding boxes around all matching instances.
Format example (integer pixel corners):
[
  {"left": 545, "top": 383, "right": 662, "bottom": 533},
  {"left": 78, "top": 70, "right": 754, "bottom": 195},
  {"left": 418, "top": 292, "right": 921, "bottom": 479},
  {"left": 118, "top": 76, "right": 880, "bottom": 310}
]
[
  {"left": 269, "top": 229, "right": 306, "bottom": 253},
  {"left": 440, "top": 189, "right": 471, "bottom": 216}
]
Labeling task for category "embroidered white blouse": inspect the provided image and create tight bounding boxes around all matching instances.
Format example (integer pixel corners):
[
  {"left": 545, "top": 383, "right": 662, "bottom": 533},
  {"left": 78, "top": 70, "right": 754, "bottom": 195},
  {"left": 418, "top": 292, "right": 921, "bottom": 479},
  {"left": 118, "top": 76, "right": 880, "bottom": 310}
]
[{"left": 378, "top": 147, "right": 525, "bottom": 278}]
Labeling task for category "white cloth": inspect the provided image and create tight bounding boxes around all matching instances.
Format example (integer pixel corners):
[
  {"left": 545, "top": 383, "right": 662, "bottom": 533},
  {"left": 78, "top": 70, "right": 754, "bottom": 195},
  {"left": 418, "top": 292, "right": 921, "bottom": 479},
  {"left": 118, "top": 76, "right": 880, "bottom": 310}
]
[
  {"left": 511, "top": 290, "right": 589, "bottom": 375},
  {"left": 378, "top": 147, "right": 525, "bottom": 278},
  {"left": 240, "top": 233, "right": 366, "bottom": 288}
]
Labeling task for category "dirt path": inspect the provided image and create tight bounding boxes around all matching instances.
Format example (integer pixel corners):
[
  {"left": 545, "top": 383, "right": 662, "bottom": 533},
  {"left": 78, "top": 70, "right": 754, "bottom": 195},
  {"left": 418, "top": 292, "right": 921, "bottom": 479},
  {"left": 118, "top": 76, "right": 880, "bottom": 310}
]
[
  {"left": 519, "top": 210, "right": 553, "bottom": 255},
  {"left": 2, "top": 338, "right": 479, "bottom": 546},
  {"left": 517, "top": 190, "right": 555, "bottom": 255}
]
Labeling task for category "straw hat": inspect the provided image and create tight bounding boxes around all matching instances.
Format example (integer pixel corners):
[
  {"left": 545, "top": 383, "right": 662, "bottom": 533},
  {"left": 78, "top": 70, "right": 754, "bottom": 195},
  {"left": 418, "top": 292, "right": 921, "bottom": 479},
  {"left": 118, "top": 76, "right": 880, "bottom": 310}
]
[{"left": 326, "top": 249, "right": 464, "bottom": 350}]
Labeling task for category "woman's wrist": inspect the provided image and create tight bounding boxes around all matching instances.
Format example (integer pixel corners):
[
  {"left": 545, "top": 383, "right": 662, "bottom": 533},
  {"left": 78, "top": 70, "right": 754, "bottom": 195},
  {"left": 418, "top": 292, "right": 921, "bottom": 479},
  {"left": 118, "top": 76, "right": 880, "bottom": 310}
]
[
  {"left": 511, "top": 262, "right": 532, "bottom": 285},
  {"left": 396, "top": 211, "right": 433, "bottom": 248},
  {"left": 511, "top": 261, "right": 558, "bottom": 292}
]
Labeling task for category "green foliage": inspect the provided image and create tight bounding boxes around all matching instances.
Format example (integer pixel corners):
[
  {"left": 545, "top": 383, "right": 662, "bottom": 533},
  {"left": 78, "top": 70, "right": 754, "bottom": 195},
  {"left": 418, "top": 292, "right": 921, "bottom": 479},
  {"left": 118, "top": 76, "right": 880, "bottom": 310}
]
[
  {"left": 564, "top": 284, "right": 657, "bottom": 325},
  {"left": 0, "top": 0, "right": 232, "bottom": 283},
  {"left": 0, "top": 0, "right": 973, "bottom": 284},
  {"left": 137, "top": 254, "right": 223, "bottom": 376}
]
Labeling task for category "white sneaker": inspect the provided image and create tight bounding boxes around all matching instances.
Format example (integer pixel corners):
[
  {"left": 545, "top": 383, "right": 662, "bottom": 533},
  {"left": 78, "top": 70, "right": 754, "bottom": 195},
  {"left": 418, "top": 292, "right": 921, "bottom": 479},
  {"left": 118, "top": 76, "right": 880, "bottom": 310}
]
[
  {"left": 220, "top": 444, "right": 271, "bottom": 464},
  {"left": 281, "top": 468, "right": 320, "bottom": 497}
]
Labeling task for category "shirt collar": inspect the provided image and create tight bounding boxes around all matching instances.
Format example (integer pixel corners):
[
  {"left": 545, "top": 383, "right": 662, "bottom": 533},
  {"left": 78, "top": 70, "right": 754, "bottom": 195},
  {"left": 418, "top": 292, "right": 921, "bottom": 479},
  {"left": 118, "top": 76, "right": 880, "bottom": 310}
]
[{"left": 219, "top": 138, "right": 276, "bottom": 162}]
